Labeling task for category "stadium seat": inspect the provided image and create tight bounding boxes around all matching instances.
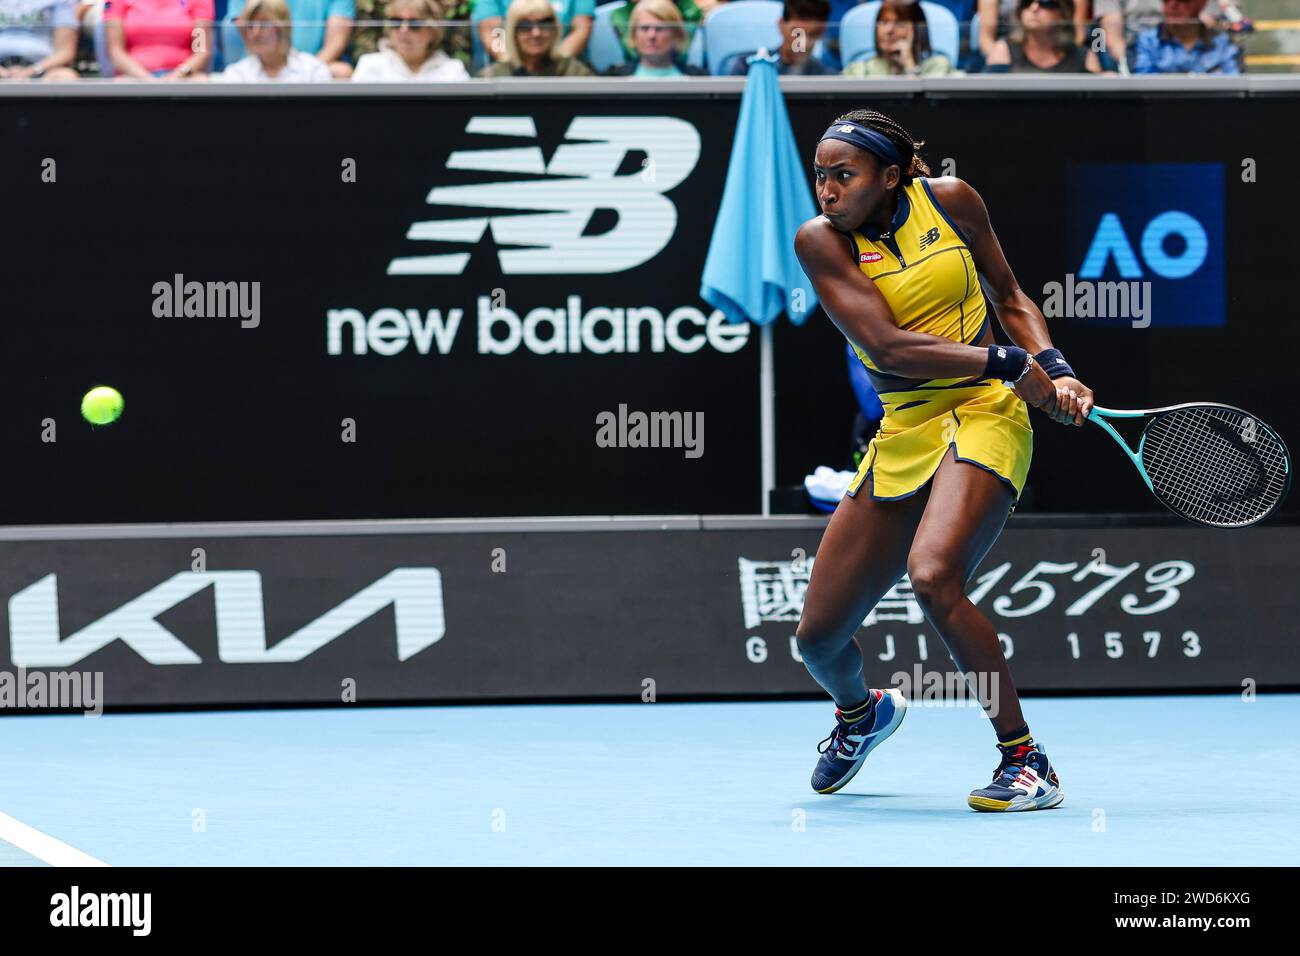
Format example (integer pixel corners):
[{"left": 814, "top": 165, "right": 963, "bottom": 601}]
[
  {"left": 839, "top": 1, "right": 960, "bottom": 67},
  {"left": 686, "top": 21, "right": 705, "bottom": 68},
  {"left": 588, "top": 1, "right": 629, "bottom": 73},
  {"left": 212, "top": 0, "right": 230, "bottom": 70},
  {"left": 471, "top": 22, "right": 486, "bottom": 71},
  {"left": 92, "top": 13, "right": 114, "bottom": 78},
  {"left": 699, "top": 0, "right": 784, "bottom": 74},
  {"left": 930, "top": 0, "right": 975, "bottom": 23},
  {"left": 221, "top": 10, "right": 247, "bottom": 67}
]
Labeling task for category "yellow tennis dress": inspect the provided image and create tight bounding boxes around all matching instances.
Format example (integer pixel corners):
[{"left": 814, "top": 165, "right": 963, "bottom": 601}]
[{"left": 844, "top": 177, "right": 1032, "bottom": 507}]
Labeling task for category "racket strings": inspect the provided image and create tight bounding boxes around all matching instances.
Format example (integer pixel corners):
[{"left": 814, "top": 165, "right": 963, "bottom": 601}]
[{"left": 1141, "top": 407, "right": 1288, "bottom": 527}]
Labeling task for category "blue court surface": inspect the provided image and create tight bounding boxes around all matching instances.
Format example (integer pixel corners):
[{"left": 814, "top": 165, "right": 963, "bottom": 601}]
[{"left": 2, "top": 694, "right": 1297, "bottom": 866}]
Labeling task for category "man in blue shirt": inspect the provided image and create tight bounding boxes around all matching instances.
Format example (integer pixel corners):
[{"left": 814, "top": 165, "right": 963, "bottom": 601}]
[
  {"left": 1134, "top": 0, "right": 1240, "bottom": 73},
  {"left": 475, "top": 0, "right": 593, "bottom": 63}
]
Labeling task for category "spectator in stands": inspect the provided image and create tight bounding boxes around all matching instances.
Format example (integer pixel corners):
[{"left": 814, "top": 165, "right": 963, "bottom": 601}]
[
  {"left": 1094, "top": 0, "right": 1161, "bottom": 68},
  {"left": 217, "top": 0, "right": 332, "bottom": 79},
  {"left": 0, "top": 0, "right": 80, "bottom": 80},
  {"left": 226, "top": 0, "right": 356, "bottom": 78},
  {"left": 1133, "top": 0, "right": 1239, "bottom": 73},
  {"left": 478, "top": 0, "right": 592, "bottom": 74},
  {"left": 474, "top": 0, "right": 591, "bottom": 64},
  {"left": 104, "top": 0, "right": 214, "bottom": 78},
  {"left": 983, "top": 0, "right": 1104, "bottom": 72},
  {"left": 352, "top": 0, "right": 468, "bottom": 77},
  {"left": 843, "top": 0, "right": 954, "bottom": 75},
  {"left": 976, "top": 0, "right": 1086, "bottom": 59},
  {"left": 724, "top": 0, "right": 831, "bottom": 75},
  {"left": 604, "top": 0, "right": 705, "bottom": 76},
  {"left": 818, "top": 0, "right": 855, "bottom": 70},
  {"left": 611, "top": 0, "right": 700, "bottom": 57},
  {"left": 354, "top": 0, "right": 471, "bottom": 68}
]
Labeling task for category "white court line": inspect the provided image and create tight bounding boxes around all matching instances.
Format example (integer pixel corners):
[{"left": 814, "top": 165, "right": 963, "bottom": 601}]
[{"left": 0, "top": 811, "right": 108, "bottom": 867}]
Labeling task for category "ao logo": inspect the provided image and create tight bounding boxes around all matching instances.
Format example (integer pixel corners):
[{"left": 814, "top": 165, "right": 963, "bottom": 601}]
[
  {"left": 387, "top": 115, "right": 702, "bottom": 276},
  {"left": 1079, "top": 211, "right": 1207, "bottom": 280}
]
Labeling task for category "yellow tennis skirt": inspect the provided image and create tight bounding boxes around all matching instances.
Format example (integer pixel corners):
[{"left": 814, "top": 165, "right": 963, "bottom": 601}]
[{"left": 847, "top": 380, "right": 1033, "bottom": 507}]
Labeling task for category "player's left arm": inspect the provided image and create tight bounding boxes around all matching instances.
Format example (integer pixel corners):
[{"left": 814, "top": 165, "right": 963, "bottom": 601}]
[{"left": 930, "top": 176, "right": 1093, "bottom": 426}]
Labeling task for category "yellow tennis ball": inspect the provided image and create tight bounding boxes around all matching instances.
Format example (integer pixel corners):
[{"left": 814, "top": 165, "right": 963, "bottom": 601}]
[{"left": 81, "top": 386, "right": 124, "bottom": 425}]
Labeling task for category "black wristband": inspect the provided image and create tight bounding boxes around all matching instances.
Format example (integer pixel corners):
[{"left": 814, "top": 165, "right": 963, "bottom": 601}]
[
  {"left": 1034, "top": 347, "right": 1075, "bottom": 380},
  {"left": 984, "top": 344, "right": 1029, "bottom": 382}
]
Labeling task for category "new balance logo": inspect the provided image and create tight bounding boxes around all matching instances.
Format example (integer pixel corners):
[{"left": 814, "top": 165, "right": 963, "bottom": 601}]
[
  {"left": 919, "top": 227, "right": 941, "bottom": 250},
  {"left": 387, "top": 116, "right": 702, "bottom": 277}
]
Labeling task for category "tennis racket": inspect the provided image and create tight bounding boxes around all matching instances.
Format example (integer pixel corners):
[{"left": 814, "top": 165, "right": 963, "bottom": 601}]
[{"left": 1086, "top": 403, "right": 1292, "bottom": 528}]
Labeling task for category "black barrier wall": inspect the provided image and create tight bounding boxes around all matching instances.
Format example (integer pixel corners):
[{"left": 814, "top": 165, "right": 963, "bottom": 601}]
[
  {"left": 0, "top": 517, "right": 1295, "bottom": 707},
  {"left": 2, "top": 86, "right": 1298, "bottom": 523}
]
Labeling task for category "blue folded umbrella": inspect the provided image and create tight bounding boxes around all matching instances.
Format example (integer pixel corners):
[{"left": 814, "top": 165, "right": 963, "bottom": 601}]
[{"left": 700, "top": 51, "right": 819, "bottom": 327}]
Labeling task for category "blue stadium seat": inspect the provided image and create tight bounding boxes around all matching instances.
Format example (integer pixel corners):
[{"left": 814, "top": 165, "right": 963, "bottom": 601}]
[
  {"left": 686, "top": 20, "right": 705, "bottom": 68},
  {"left": 471, "top": 23, "right": 486, "bottom": 72},
  {"left": 221, "top": 10, "right": 247, "bottom": 67},
  {"left": 92, "top": 13, "right": 114, "bottom": 77},
  {"left": 588, "top": 1, "right": 629, "bottom": 72},
  {"left": 212, "top": 0, "right": 230, "bottom": 70},
  {"left": 699, "top": 0, "right": 783, "bottom": 74},
  {"left": 930, "top": 0, "right": 974, "bottom": 23},
  {"left": 839, "top": 0, "right": 960, "bottom": 66}
]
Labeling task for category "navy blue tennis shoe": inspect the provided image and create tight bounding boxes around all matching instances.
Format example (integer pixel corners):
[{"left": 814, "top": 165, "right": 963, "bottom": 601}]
[
  {"left": 811, "top": 688, "right": 907, "bottom": 794},
  {"left": 968, "top": 741, "right": 1065, "bottom": 812}
]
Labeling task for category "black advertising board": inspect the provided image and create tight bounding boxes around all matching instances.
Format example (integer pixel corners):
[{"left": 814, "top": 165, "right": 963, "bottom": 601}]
[
  {"left": 2, "top": 89, "right": 1298, "bottom": 522},
  {"left": 1, "top": 518, "right": 1294, "bottom": 707}
]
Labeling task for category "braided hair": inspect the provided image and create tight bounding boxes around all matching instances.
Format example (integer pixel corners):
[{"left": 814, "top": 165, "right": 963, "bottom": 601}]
[{"left": 832, "top": 109, "right": 931, "bottom": 185}]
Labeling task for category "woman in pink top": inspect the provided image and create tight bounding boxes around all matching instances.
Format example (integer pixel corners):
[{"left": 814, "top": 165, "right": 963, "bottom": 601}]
[{"left": 104, "top": 0, "right": 214, "bottom": 78}]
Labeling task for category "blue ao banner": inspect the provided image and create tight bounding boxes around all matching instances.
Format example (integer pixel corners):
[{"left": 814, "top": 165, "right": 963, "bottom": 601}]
[{"left": 1064, "top": 163, "right": 1225, "bottom": 328}]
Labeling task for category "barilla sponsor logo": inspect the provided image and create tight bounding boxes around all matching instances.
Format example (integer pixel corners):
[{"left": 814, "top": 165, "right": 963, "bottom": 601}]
[{"left": 859, "top": 252, "right": 883, "bottom": 263}]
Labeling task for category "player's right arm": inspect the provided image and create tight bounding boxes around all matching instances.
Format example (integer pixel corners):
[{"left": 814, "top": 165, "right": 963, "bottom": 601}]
[{"left": 794, "top": 217, "right": 989, "bottom": 381}]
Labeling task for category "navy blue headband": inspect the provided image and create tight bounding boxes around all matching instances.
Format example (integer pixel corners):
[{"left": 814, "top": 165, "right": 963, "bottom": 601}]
[{"left": 820, "top": 122, "right": 905, "bottom": 169}]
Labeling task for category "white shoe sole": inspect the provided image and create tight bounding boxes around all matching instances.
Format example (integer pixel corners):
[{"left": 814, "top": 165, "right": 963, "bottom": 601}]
[
  {"left": 968, "top": 785, "right": 1065, "bottom": 812},
  {"left": 815, "top": 689, "right": 908, "bottom": 794}
]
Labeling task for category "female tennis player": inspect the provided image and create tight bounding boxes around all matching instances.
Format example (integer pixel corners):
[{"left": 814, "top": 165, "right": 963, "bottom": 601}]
[{"left": 793, "top": 109, "right": 1095, "bottom": 811}]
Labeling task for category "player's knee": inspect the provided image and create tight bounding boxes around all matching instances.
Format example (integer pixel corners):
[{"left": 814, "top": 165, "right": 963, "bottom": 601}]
[
  {"left": 907, "top": 557, "right": 963, "bottom": 610},
  {"left": 795, "top": 618, "right": 841, "bottom": 660}
]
